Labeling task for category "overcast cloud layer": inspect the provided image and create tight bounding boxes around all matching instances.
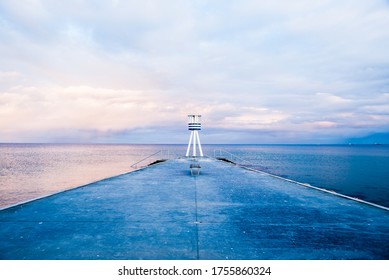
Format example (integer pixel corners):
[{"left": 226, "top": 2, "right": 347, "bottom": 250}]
[{"left": 1, "top": 0, "right": 389, "bottom": 143}]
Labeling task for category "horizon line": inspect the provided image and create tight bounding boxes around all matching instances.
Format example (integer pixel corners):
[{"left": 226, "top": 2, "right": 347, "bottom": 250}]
[{"left": 0, "top": 142, "right": 388, "bottom": 146}]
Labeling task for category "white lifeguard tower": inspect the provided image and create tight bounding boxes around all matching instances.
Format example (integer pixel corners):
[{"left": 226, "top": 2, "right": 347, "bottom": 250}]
[{"left": 186, "top": 114, "right": 203, "bottom": 157}]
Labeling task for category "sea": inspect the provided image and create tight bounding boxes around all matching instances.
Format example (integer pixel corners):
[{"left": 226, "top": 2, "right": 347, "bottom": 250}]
[{"left": 1, "top": 143, "right": 388, "bottom": 209}]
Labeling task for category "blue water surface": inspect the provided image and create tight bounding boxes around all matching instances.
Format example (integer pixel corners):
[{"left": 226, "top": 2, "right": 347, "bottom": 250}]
[{"left": 207, "top": 144, "right": 389, "bottom": 208}]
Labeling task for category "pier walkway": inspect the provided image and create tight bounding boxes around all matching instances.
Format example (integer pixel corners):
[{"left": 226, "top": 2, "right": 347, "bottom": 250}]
[{"left": 0, "top": 157, "right": 388, "bottom": 259}]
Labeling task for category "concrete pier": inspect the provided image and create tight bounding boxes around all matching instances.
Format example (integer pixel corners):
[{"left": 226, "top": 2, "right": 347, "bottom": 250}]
[{"left": 0, "top": 157, "right": 388, "bottom": 259}]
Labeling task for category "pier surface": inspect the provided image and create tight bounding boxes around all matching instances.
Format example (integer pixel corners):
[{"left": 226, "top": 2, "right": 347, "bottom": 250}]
[{"left": 0, "top": 158, "right": 388, "bottom": 260}]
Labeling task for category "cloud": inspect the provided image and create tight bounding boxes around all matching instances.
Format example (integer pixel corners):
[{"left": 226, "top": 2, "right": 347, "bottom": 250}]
[
  {"left": 1, "top": 85, "right": 168, "bottom": 129},
  {"left": 1, "top": 0, "right": 389, "bottom": 143}
]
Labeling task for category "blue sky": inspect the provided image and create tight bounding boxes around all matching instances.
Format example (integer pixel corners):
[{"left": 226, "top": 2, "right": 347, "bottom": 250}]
[{"left": 1, "top": 0, "right": 389, "bottom": 144}]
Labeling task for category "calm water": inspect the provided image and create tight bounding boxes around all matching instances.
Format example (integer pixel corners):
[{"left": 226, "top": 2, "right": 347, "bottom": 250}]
[
  {"left": 213, "top": 144, "right": 389, "bottom": 208},
  {"left": 1, "top": 144, "right": 388, "bottom": 209}
]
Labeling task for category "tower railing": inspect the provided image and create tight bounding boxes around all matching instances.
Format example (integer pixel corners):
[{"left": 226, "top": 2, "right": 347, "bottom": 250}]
[
  {"left": 213, "top": 148, "right": 255, "bottom": 167},
  {"left": 130, "top": 150, "right": 173, "bottom": 169}
]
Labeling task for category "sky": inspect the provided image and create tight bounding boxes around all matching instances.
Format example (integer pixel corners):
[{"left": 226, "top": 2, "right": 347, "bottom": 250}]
[{"left": 1, "top": 0, "right": 389, "bottom": 144}]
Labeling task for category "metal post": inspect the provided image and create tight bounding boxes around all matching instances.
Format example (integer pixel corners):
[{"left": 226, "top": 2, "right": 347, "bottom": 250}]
[
  {"left": 196, "top": 131, "right": 203, "bottom": 157},
  {"left": 186, "top": 131, "right": 193, "bottom": 157},
  {"left": 193, "top": 131, "right": 197, "bottom": 157}
]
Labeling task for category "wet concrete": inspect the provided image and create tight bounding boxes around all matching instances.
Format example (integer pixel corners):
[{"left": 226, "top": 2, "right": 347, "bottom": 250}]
[{"left": 0, "top": 157, "right": 388, "bottom": 259}]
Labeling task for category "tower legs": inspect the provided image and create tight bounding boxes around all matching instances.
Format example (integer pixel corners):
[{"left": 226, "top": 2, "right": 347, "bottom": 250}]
[
  {"left": 186, "top": 131, "right": 193, "bottom": 157},
  {"left": 196, "top": 130, "right": 203, "bottom": 156},
  {"left": 186, "top": 131, "right": 203, "bottom": 157}
]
